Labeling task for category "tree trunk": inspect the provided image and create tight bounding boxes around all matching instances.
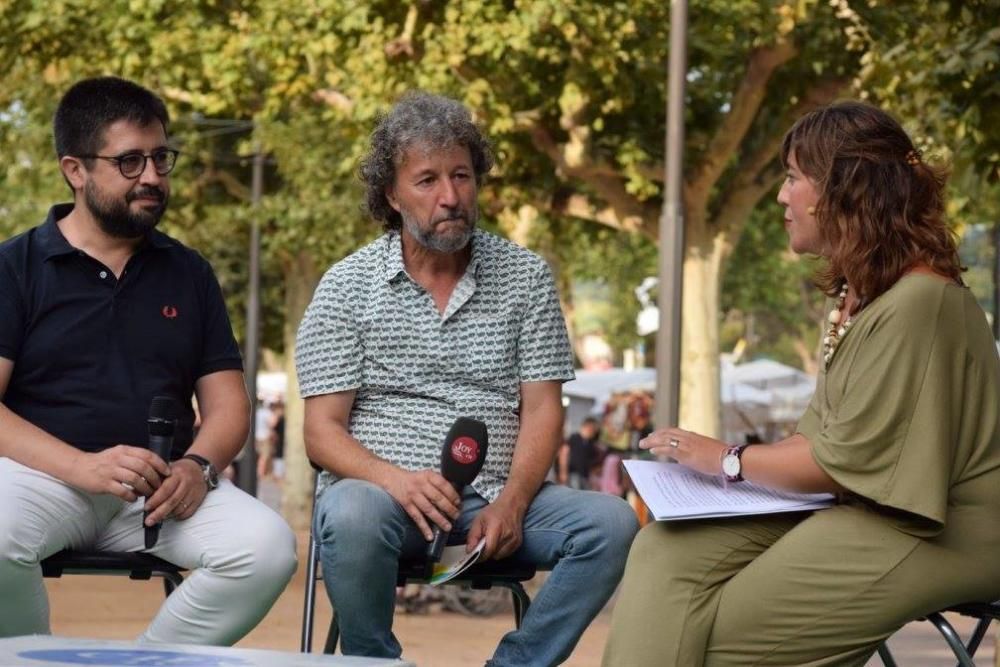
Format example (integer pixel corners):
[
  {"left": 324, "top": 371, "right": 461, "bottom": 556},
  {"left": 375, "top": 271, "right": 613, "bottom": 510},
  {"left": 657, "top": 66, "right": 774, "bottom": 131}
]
[
  {"left": 279, "top": 249, "right": 322, "bottom": 530},
  {"left": 499, "top": 204, "right": 578, "bottom": 365},
  {"left": 678, "top": 218, "right": 727, "bottom": 438},
  {"left": 793, "top": 337, "right": 820, "bottom": 377}
]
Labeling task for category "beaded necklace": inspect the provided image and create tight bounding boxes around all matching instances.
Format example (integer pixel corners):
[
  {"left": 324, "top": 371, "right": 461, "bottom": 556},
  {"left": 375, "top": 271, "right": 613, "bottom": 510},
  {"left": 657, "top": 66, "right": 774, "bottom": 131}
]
[{"left": 822, "top": 282, "right": 853, "bottom": 369}]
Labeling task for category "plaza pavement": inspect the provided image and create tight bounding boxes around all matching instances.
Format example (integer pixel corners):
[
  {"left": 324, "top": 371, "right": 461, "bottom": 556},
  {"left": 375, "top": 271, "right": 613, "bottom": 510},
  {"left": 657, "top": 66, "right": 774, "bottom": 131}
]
[{"left": 41, "top": 476, "right": 998, "bottom": 665}]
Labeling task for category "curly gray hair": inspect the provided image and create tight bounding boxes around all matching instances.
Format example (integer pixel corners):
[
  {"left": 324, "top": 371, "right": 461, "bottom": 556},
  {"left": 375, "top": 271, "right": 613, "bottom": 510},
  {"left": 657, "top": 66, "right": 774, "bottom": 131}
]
[{"left": 359, "top": 91, "right": 494, "bottom": 230}]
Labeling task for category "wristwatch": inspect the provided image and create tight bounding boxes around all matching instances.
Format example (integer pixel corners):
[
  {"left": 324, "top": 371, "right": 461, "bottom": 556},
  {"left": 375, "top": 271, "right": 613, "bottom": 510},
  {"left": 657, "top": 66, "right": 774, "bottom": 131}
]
[
  {"left": 181, "top": 453, "right": 219, "bottom": 491},
  {"left": 721, "top": 445, "right": 747, "bottom": 483}
]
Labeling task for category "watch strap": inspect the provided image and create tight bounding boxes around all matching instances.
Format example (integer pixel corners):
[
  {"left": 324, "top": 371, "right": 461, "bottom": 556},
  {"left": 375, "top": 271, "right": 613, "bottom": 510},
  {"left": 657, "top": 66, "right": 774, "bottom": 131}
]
[
  {"left": 181, "top": 453, "right": 211, "bottom": 468},
  {"left": 180, "top": 454, "right": 218, "bottom": 490}
]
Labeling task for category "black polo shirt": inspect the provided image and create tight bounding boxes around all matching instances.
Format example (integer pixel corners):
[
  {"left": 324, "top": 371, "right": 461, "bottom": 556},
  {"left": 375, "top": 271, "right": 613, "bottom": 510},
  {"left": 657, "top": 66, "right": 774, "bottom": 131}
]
[{"left": 0, "top": 204, "right": 243, "bottom": 459}]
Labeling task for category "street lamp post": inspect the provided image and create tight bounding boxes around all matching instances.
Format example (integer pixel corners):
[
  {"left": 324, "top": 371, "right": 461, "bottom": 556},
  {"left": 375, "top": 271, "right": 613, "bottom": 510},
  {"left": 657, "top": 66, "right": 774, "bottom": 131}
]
[
  {"left": 238, "top": 146, "right": 264, "bottom": 496},
  {"left": 993, "top": 221, "right": 1000, "bottom": 340},
  {"left": 654, "top": 0, "right": 688, "bottom": 430},
  {"left": 184, "top": 116, "right": 262, "bottom": 495}
]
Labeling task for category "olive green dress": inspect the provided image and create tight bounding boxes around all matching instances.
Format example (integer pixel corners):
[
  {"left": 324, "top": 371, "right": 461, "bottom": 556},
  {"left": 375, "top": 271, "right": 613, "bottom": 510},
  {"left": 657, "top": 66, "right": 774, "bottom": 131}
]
[{"left": 603, "top": 275, "right": 1000, "bottom": 666}]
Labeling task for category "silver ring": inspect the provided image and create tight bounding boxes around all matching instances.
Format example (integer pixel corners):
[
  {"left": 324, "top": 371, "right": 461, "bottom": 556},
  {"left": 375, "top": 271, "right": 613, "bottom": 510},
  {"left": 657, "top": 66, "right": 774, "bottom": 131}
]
[
  {"left": 121, "top": 482, "right": 135, "bottom": 491},
  {"left": 668, "top": 438, "right": 680, "bottom": 449}
]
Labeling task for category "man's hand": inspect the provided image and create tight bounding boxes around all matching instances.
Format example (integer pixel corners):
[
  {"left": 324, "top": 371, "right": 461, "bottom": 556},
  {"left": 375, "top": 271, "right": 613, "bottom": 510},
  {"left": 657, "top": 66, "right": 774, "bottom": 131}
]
[
  {"left": 381, "top": 468, "right": 462, "bottom": 541},
  {"left": 70, "top": 445, "right": 171, "bottom": 502},
  {"left": 466, "top": 496, "right": 526, "bottom": 561},
  {"left": 143, "top": 457, "right": 208, "bottom": 524}
]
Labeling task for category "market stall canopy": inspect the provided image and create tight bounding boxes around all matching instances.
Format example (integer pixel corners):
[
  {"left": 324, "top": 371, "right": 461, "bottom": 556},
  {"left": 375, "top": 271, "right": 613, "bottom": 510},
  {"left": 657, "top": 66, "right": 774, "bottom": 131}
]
[{"left": 562, "top": 361, "right": 815, "bottom": 442}]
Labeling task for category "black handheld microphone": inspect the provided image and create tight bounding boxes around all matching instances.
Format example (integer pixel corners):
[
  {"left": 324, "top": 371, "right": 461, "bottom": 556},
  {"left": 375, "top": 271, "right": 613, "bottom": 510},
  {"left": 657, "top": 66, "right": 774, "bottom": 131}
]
[
  {"left": 426, "top": 417, "right": 489, "bottom": 562},
  {"left": 144, "top": 396, "right": 178, "bottom": 549}
]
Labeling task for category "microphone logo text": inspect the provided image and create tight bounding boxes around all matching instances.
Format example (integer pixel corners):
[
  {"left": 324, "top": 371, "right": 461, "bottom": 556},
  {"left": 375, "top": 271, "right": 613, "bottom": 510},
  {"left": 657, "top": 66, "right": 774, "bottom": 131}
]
[{"left": 451, "top": 436, "right": 479, "bottom": 464}]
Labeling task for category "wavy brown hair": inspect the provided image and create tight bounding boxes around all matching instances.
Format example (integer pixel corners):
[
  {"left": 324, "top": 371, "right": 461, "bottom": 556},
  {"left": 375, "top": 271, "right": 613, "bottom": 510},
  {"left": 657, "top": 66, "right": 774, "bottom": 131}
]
[{"left": 780, "top": 100, "right": 963, "bottom": 304}]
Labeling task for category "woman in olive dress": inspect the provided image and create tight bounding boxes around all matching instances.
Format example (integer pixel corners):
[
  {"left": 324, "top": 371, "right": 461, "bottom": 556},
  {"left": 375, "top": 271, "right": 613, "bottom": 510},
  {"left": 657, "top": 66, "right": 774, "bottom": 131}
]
[{"left": 603, "top": 101, "right": 1000, "bottom": 666}]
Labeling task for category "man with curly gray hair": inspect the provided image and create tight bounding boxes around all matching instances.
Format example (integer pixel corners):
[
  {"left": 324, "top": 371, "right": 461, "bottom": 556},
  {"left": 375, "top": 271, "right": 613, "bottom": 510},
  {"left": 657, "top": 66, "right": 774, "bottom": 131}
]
[
  {"left": 360, "top": 91, "right": 493, "bottom": 239},
  {"left": 297, "top": 91, "right": 638, "bottom": 665}
]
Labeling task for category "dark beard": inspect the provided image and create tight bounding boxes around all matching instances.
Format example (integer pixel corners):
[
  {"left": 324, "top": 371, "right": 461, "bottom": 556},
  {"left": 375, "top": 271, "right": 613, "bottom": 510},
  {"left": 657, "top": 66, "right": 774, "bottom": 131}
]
[{"left": 84, "top": 180, "right": 167, "bottom": 239}]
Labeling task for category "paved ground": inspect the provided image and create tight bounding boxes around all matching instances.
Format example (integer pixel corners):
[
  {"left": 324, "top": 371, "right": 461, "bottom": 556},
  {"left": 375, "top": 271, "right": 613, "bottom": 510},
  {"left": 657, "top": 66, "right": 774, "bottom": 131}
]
[
  {"left": 46, "top": 531, "right": 611, "bottom": 665},
  {"left": 45, "top": 529, "right": 996, "bottom": 666},
  {"left": 42, "top": 478, "right": 999, "bottom": 665}
]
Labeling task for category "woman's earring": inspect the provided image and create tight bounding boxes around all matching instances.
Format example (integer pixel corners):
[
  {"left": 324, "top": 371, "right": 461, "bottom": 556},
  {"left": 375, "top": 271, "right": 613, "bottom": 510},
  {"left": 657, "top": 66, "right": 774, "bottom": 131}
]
[{"left": 806, "top": 206, "right": 816, "bottom": 215}]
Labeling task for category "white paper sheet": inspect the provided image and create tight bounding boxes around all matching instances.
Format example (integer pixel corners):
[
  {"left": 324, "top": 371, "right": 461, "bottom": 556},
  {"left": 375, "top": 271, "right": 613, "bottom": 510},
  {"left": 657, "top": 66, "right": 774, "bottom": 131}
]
[
  {"left": 429, "top": 537, "right": 487, "bottom": 585},
  {"left": 623, "top": 459, "right": 835, "bottom": 521}
]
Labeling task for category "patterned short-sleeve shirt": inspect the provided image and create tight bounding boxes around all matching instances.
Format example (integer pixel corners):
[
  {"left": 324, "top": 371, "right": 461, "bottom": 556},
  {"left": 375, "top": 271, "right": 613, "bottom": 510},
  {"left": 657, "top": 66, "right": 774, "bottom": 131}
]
[{"left": 295, "top": 229, "right": 575, "bottom": 502}]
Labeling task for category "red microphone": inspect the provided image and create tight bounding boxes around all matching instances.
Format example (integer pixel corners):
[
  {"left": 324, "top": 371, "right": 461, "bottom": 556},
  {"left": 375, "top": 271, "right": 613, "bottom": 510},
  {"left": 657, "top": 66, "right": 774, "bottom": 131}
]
[{"left": 427, "top": 417, "right": 488, "bottom": 562}]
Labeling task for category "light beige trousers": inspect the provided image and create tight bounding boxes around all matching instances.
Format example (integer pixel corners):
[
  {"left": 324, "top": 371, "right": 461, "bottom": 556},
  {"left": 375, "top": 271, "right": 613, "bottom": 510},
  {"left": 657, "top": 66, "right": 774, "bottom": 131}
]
[
  {"left": 0, "top": 457, "right": 297, "bottom": 645},
  {"left": 603, "top": 501, "right": 1000, "bottom": 666}
]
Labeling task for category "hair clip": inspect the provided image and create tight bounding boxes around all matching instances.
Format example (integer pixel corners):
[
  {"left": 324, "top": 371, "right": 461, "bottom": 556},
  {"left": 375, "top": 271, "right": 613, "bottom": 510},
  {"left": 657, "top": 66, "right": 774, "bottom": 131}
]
[{"left": 905, "top": 149, "right": 922, "bottom": 166}]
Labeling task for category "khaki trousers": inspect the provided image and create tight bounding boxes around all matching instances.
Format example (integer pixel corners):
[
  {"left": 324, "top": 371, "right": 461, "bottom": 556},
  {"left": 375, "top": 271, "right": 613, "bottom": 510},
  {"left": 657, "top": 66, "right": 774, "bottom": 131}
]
[
  {"left": 603, "top": 502, "right": 1000, "bottom": 666},
  {"left": 0, "top": 457, "right": 297, "bottom": 645}
]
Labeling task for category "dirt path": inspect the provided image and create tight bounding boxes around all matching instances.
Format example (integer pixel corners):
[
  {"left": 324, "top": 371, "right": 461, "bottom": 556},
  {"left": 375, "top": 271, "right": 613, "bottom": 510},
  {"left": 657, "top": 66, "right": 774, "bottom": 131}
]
[
  {"left": 46, "top": 531, "right": 608, "bottom": 666},
  {"left": 44, "top": 531, "right": 995, "bottom": 666}
]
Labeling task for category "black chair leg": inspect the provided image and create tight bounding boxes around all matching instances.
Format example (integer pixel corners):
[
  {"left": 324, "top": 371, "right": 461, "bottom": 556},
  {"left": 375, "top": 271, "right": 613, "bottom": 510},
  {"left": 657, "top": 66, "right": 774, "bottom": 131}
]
[
  {"left": 876, "top": 641, "right": 897, "bottom": 667},
  {"left": 506, "top": 583, "right": 531, "bottom": 628},
  {"left": 962, "top": 616, "right": 992, "bottom": 659},
  {"left": 925, "top": 612, "right": 976, "bottom": 667},
  {"left": 161, "top": 572, "right": 183, "bottom": 596},
  {"left": 300, "top": 534, "right": 320, "bottom": 652},
  {"left": 324, "top": 614, "right": 340, "bottom": 654}
]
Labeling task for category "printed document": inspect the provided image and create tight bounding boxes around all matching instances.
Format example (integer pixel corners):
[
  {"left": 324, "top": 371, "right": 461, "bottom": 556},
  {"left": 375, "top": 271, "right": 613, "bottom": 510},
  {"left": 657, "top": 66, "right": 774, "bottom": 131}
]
[
  {"left": 623, "top": 459, "right": 835, "bottom": 521},
  {"left": 430, "top": 537, "right": 487, "bottom": 585}
]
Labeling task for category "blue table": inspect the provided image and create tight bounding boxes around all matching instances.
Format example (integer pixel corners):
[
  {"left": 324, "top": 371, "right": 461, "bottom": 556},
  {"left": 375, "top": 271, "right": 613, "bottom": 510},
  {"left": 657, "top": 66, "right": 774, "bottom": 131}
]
[{"left": 0, "top": 636, "right": 415, "bottom": 666}]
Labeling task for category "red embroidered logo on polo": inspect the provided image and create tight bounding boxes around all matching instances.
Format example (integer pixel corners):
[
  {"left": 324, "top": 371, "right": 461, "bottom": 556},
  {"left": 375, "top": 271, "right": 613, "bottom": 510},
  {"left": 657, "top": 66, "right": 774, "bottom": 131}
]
[{"left": 161, "top": 305, "right": 179, "bottom": 319}]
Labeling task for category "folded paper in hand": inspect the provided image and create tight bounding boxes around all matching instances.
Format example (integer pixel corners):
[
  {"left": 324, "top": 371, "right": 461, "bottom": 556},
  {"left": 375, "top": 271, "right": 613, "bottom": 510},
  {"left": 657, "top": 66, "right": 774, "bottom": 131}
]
[
  {"left": 623, "top": 460, "right": 835, "bottom": 521},
  {"left": 429, "top": 537, "right": 487, "bottom": 585}
]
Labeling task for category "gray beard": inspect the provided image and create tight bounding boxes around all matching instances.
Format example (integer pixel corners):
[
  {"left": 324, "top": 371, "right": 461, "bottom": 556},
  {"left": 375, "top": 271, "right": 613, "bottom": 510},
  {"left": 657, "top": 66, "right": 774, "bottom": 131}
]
[{"left": 401, "top": 206, "right": 477, "bottom": 254}]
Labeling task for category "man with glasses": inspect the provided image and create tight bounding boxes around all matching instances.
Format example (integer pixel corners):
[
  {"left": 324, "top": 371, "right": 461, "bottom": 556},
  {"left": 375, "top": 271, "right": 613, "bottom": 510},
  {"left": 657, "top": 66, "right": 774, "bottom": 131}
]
[{"left": 0, "top": 77, "right": 296, "bottom": 644}]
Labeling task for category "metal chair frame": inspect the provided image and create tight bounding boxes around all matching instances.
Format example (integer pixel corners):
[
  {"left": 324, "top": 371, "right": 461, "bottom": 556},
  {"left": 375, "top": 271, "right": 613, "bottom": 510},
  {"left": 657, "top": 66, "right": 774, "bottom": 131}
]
[
  {"left": 876, "top": 601, "right": 1000, "bottom": 667},
  {"left": 300, "top": 476, "right": 539, "bottom": 654},
  {"left": 41, "top": 550, "right": 186, "bottom": 597}
]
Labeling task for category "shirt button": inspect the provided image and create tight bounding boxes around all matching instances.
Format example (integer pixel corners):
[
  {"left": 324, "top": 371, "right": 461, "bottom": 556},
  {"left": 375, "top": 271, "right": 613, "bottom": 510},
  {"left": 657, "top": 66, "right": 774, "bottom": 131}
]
[{"left": 99, "top": 270, "right": 108, "bottom": 279}]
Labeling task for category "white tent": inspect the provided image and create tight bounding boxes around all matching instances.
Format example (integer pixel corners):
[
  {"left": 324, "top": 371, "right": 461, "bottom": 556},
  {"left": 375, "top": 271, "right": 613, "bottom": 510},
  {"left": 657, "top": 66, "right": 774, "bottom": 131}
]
[
  {"left": 724, "top": 359, "right": 812, "bottom": 391},
  {"left": 256, "top": 372, "right": 287, "bottom": 401},
  {"left": 562, "top": 360, "right": 814, "bottom": 442},
  {"left": 563, "top": 369, "right": 655, "bottom": 401},
  {"left": 723, "top": 359, "right": 815, "bottom": 432},
  {"left": 565, "top": 367, "right": 777, "bottom": 409},
  {"left": 720, "top": 380, "right": 771, "bottom": 405}
]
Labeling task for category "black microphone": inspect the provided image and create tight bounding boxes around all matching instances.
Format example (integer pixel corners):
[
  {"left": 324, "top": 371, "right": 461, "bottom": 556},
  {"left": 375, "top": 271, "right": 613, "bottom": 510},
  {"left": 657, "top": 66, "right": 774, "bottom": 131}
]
[
  {"left": 144, "top": 396, "right": 178, "bottom": 549},
  {"left": 426, "top": 417, "right": 489, "bottom": 562}
]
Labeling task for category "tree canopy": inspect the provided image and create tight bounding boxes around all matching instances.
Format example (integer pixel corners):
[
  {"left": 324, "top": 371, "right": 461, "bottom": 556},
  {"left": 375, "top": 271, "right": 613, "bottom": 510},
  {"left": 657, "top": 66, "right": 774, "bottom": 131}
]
[{"left": 2, "top": 0, "right": 998, "bottom": 523}]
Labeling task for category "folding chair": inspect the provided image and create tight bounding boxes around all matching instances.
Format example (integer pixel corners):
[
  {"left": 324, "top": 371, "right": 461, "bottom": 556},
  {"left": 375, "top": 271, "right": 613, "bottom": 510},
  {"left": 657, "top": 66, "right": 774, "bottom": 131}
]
[
  {"left": 876, "top": 600, "right": 1000, "bottom": 667},
  {"left": 41, "top": 550, "right": 186, "bottom": 597},
  {"left": 300, "top": 474, "right": 540, "bottom": 654}
]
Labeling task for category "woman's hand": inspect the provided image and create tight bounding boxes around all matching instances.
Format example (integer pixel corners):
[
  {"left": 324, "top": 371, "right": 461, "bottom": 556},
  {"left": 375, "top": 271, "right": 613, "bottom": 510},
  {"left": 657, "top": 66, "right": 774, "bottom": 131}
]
[{"left": 640, "top": 428, "right": 729, "bottom": 478}]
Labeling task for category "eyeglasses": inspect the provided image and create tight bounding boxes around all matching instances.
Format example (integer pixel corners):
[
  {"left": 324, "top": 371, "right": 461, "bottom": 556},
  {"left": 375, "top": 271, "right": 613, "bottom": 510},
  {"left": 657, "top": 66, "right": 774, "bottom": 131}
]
[{"left": 78, "top": 148, "right": 180, "bottom": 179}]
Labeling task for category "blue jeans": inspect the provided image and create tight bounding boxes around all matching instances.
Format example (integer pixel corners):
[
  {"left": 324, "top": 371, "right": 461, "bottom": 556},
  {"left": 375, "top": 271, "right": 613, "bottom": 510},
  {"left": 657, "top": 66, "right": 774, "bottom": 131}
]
[{"left": 314, "top": 479, "right": 639, "bottom": 665}]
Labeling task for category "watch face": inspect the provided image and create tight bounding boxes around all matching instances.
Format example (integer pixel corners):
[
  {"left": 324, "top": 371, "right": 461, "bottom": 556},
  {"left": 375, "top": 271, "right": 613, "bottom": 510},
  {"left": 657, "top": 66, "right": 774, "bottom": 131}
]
[
  {"left": 206, "top": 465, "right": 220, "bottom": 489},
  {"left": 722, "top": 454, "right": 741, "bottom": 477}
]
